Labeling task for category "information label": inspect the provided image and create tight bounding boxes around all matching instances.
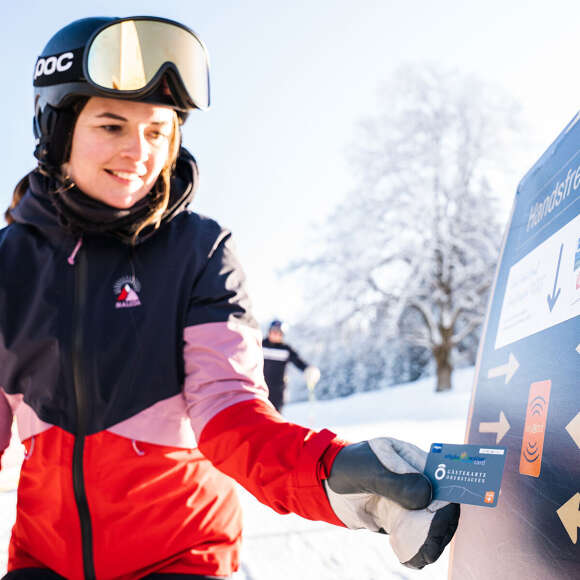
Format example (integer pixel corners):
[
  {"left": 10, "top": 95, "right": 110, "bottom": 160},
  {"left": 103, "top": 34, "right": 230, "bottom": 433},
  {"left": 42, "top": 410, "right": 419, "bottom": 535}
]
[{"left": 495, "top": 214, "right": 580, "bottom": 349}]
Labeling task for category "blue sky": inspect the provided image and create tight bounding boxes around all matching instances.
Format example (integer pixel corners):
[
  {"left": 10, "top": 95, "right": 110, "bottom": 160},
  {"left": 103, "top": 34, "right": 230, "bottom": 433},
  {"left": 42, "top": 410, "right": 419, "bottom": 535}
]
[{"left": 2, "top": 0, "right": 580, "bottom": 324}]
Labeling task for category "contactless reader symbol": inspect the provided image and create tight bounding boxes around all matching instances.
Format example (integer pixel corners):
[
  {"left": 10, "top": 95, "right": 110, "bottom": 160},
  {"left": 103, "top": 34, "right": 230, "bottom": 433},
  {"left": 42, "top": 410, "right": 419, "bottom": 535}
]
[
  {"left": 434, "top": 464, "right": 447, "bottom": 480},
  {"left": 520, "top": 380, "right": 551, "bottom": 478}
]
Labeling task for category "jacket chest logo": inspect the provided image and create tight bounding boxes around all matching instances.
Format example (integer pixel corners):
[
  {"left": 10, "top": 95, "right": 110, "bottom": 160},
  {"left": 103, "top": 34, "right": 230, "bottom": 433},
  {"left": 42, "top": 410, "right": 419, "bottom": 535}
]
[{"left": 114, "top": 276, "right": 142, "bottom": 309}]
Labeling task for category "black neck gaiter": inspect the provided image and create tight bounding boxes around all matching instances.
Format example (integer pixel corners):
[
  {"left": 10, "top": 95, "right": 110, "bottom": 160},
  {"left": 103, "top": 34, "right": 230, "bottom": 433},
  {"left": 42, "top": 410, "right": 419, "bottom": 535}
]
[{"left": 49, "top": 179, "right": 160, "bottom": 242}]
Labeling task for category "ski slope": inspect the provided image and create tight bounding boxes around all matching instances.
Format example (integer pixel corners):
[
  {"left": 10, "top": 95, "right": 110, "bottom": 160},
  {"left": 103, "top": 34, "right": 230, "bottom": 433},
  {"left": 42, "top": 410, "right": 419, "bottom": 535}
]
[{"left": 0, "top": 367, "right": 474, "bottom": 579}]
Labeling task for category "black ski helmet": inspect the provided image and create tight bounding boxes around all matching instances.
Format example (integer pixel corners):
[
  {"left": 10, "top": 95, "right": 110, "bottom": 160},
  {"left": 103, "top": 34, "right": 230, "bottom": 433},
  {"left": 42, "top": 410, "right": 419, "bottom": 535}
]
[{"left": 33, "top": 16, "right": 210, "bottom": 170}]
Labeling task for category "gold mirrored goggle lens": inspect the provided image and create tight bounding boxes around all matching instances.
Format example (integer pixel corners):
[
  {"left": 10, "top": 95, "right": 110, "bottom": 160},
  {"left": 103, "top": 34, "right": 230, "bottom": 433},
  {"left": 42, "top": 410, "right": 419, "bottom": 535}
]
[{"left": 87, "top": 20, "right": 209, "bottom": 109}]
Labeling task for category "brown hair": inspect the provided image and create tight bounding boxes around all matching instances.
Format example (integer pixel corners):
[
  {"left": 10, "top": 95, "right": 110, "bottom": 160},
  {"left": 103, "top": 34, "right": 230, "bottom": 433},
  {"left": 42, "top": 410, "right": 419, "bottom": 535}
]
[
  {"left": 5, "top": 175, "right": 29, "bottom": 224},
  {"left": 131, "top": 111, "right": 181, "bottom": 241},
  {"left": 5, "top": 108, "right": 182, "bottom": 241}
]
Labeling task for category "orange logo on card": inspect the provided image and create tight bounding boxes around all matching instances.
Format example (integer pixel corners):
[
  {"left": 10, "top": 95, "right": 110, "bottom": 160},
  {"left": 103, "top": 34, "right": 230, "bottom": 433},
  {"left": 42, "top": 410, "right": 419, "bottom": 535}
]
[
  {"left": 519, "top": 380, "right": 551, "bottom": 478},
  {"left": 484, "top": 491, "right": 495, "bottom": 504}
]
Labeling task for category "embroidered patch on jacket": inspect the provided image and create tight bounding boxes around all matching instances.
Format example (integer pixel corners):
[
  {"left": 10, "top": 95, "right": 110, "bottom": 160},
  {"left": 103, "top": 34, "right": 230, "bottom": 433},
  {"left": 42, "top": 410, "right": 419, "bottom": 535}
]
[{"left": 114, "top": 276, "right": 142, "bottom": 309}]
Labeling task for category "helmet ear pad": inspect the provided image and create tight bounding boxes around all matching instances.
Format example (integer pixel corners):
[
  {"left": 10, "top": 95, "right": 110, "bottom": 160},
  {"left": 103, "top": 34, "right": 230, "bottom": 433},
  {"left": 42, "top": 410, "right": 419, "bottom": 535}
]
[{"left": 34, "top": 98, "right": 88, "bottom": 170}]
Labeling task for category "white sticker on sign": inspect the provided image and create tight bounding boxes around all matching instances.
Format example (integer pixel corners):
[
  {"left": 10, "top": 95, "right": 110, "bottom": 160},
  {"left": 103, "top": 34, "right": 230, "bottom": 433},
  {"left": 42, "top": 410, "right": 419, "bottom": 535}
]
[{"left": 495, "top": 212, "right": 580, "bottom": 350}]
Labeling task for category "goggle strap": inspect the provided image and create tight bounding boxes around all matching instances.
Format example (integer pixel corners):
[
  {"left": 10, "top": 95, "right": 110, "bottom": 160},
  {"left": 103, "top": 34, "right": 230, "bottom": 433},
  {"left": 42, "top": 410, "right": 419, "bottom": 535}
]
[{"left": 33, "top": 48, "right": 85, "bottom": 87}]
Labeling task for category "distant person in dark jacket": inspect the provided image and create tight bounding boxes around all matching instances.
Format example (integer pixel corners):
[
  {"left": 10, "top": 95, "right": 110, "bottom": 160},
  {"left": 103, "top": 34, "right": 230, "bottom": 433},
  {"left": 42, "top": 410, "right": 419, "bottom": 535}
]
[{"left": 262, "top": 320, "right": 321, "bottom": 412}]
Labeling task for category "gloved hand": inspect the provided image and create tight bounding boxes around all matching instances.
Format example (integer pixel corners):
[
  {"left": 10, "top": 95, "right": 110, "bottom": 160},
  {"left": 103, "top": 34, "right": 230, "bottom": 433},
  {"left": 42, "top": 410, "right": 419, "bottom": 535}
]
[
  {"left": 325, "top": 437, "right": 460, "bottom": 569},
  {"left": 304, "top": 366, "right": 321, "bottom": 390}
]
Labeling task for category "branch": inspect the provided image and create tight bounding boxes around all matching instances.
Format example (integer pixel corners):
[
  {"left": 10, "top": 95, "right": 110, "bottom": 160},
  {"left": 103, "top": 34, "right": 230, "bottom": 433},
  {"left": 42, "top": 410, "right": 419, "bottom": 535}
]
[
  {"left": 399, "top": 330, "right": 432, "bottom": 350},
  {"left": 366, "top": 273, "right": 399, "bottom": 301},
  {"left": 451, "top": 316, "right": 483, "bottom": 346},
  {"left": 406, "top": 299, "right": 438, "bottom": 343}
]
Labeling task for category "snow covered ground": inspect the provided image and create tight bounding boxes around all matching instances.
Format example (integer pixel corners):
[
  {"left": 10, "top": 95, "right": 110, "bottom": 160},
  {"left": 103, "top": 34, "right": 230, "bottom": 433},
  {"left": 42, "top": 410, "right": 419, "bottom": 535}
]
[{"left": 0, "top": 367, "right": 474, "bottom": 579}]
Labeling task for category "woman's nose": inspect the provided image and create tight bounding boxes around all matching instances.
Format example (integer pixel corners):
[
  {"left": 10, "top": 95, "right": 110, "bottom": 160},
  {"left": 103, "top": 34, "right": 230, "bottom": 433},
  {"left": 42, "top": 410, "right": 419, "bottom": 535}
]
[{"left": 121, "top": 130, "right": 149, "bottom": 161}]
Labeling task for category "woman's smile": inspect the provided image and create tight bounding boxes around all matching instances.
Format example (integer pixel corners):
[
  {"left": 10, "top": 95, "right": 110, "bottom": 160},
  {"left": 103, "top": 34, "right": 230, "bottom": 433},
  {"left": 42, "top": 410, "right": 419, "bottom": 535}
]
[
  {"left": 104, "top": 168, "right": 146, "bottom": 186},
  {"left": 64, "top": 97, "right": 174, "bottom": 208}
]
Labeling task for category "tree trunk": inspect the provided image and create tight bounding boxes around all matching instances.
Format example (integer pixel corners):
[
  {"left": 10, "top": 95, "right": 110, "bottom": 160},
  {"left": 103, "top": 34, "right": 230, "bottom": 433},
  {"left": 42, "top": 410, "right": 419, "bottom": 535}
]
[
  {"left": 436, "top": 358, "right": 452, "bottom": 391},
  {"left": 433, "top": 339, "right": 453, "bottom": 392}
]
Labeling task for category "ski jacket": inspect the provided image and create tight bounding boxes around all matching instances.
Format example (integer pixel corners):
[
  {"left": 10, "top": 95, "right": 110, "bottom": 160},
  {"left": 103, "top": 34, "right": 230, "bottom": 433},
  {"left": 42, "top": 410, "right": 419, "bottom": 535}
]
[
  {"left": 261, "top": 339, "right": 308, "bottom": 409},
  {"left": 0, "top": 150, "right": 346, "bottom": 580}
]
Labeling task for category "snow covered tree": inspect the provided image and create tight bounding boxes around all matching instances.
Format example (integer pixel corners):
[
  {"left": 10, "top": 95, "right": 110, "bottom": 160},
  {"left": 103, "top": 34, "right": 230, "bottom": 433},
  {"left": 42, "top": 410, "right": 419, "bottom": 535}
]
[{"left": 292, "top": 65, "right": 523, "bottom": 391}]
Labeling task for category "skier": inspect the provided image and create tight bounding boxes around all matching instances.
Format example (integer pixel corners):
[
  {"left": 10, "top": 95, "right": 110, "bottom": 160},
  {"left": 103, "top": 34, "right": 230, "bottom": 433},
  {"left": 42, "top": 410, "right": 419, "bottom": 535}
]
[
  {"left": 0, "top": 16, "right": 459, "bottom": 580},
  {"left": 262, "top": 319, "right": 320, "bottom": 411}
]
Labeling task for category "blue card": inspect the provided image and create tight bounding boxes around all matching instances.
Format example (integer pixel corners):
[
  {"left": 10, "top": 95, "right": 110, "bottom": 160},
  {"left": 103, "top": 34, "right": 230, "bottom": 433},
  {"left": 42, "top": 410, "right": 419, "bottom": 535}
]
[{"left": 423, "top": 443, "right": 507, "bottom": 508}]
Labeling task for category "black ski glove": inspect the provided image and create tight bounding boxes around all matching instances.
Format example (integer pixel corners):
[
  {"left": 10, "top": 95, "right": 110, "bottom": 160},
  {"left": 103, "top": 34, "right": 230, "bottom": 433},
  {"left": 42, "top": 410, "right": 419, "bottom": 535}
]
[{"left": 325, "top": 438, "right": 460, "bottom": 569}]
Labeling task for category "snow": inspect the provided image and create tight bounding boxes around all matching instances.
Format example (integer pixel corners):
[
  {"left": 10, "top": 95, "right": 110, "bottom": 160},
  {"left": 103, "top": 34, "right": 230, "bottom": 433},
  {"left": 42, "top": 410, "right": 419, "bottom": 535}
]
[{"left": 0, "top": 367, "right": 474, "bottom": 579}]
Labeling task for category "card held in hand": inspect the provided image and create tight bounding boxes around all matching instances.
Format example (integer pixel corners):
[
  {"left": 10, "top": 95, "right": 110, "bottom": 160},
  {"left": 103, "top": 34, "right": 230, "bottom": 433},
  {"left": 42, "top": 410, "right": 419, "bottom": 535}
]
[{"left": 423, "top": 443, "right": 507, "bottom": 507}]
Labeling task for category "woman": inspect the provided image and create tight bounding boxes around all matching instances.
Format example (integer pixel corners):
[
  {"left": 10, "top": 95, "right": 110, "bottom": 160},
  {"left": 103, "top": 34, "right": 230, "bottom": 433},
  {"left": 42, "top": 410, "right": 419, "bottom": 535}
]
[{"left": 0, "top": 16, "right": 459, "bottom": 580}]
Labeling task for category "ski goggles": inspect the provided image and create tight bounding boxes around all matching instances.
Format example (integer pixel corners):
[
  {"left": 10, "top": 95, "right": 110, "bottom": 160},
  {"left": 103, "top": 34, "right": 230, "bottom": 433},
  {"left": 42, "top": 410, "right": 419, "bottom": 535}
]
[
  {"left": 85, "top": 17, "right": 210, "bottom": 110},
  {"left": 33, "top": 17, "right": 209, "bottom": 110}
]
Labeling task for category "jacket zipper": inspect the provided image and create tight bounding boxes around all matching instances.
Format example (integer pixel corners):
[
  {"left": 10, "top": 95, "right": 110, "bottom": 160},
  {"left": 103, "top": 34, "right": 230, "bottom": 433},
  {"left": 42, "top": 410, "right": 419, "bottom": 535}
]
[{"left": 71, "top": 247, "right": 96, "bottom": 580}]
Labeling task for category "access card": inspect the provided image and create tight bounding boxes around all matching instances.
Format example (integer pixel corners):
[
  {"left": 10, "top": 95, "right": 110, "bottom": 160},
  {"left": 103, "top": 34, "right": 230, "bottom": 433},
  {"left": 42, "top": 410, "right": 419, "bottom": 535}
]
[{"left": 423, "top": 443, "right": 507, "bottom": 508}]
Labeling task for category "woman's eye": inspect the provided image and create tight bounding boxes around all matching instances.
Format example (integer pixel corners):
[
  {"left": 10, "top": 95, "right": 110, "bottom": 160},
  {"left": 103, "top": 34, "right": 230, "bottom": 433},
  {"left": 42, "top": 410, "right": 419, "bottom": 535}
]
[
  {"left": 101, "top": 124, "right": 122, "bottom": 133},
  {"left": 148, "top": 131, "right": 170, "bottom": 143}
]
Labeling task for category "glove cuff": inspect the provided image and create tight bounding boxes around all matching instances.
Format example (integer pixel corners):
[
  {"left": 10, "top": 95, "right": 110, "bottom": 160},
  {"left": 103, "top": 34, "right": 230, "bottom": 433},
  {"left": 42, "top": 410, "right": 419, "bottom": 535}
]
[
  {"left": 323, "top": 480, "right": 381, "bottom": 531},
  {"left": 324, "top": 478, "right": 458, "bottom": 568}
]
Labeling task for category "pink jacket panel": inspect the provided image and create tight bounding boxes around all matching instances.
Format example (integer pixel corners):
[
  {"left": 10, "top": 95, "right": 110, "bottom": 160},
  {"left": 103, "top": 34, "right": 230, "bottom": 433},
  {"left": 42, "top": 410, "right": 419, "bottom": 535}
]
[{"left": 183, "top": 320, "right": 271, "bottom": 439}]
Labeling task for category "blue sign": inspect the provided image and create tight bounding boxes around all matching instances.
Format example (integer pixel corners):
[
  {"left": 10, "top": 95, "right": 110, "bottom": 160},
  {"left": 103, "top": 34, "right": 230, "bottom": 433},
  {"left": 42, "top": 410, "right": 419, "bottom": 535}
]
[{"left": 450, "top": 112, "right": 580, "bottom": 579}]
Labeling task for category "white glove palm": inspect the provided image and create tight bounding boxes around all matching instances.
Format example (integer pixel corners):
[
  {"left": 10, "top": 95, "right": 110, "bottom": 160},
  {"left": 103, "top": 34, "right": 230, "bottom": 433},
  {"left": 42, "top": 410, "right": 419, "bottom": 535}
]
[{"left": 325, "top": 437, "right": 459, "bottom": 569}]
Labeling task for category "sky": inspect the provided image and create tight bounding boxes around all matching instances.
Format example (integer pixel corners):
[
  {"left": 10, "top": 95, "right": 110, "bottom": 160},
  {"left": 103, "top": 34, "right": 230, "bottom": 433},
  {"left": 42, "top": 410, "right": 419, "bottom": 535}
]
[{"left": 2, "top": 0, "right": 580, "bottom": 325}]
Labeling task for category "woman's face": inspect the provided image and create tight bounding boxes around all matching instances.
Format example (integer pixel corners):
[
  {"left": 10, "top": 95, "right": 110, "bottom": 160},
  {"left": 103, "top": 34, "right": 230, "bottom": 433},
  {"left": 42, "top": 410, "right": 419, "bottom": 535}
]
[{"left": 64, "top": 97, "right": 175, "bottom": 209}]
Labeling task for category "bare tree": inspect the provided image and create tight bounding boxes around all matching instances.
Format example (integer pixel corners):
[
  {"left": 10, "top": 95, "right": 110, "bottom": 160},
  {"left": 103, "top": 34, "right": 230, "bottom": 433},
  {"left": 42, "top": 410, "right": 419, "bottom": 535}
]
[{"left": 292, "top": 65, "right": 523, "bottom": 391}]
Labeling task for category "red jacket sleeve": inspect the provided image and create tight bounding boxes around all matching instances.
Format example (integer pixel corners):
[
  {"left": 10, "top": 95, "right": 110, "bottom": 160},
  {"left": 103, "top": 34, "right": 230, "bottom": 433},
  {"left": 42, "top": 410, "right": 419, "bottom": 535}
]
[{"left": 198, "top": 398, "right": 348, "bottom": 526}]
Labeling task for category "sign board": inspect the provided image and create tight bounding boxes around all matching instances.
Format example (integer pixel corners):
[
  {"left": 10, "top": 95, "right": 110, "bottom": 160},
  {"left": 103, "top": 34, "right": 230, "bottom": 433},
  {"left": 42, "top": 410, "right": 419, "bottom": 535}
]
[{"left": 449, "top": 112, "right": 580, "bottom": 579}]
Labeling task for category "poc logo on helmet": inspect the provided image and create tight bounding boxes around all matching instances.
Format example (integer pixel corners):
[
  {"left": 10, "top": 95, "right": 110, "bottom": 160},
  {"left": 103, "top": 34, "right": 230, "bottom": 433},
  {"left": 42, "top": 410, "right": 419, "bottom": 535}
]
[{"left": 34, "top": 52, "right": 74, "bottom": 80}]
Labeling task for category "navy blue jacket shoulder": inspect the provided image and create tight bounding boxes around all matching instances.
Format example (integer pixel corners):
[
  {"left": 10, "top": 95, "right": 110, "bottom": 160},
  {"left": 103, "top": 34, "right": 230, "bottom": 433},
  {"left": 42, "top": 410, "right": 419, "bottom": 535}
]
[{"left": 0, "top": 153, "right": 257, "bottom": 435}]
